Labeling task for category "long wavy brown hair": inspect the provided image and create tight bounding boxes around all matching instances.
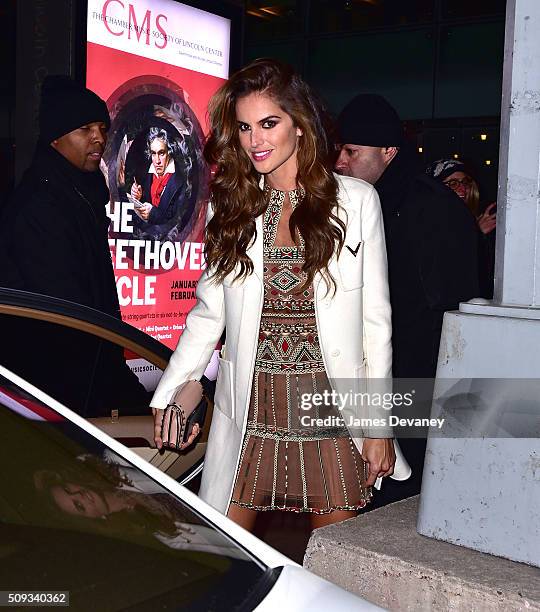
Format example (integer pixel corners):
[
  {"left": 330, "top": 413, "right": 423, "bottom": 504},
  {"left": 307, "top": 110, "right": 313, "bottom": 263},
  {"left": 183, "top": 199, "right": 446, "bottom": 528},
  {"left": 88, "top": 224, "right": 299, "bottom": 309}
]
[{"left": 204, "top": 58, "right": 345, "bottom": 291}]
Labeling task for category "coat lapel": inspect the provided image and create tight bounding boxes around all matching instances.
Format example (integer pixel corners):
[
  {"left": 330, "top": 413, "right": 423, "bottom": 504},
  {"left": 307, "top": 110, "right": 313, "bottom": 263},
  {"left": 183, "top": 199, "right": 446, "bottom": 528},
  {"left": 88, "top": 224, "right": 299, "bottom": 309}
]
[
  {"left": 314, "top": 176, "right": 357, "bottom": 293},
  {"left": 335, "top": 175, "right": 356, "bottom": 230},
  {"left": 159, "top": 172, "right": 182, "bottom": 209}
]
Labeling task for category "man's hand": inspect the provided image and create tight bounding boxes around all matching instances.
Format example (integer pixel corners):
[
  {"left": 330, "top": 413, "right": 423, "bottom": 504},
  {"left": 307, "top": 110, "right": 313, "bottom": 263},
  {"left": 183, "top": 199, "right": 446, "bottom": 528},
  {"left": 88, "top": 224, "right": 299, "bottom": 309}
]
[
  {"left": 133, "top": 202, "right": 152, "bottom": 221},
  {"left": 131, "top": 179, "right": 143, "bottom": 201},
  {"left": 361, "top": 438, "right": 396, "bottom": 486},
  {"left": 118, "top": 157, "right": 126, "bottom": 186},
  {"left": 139, "top": 203, "right": 152, "bottom": 221}
]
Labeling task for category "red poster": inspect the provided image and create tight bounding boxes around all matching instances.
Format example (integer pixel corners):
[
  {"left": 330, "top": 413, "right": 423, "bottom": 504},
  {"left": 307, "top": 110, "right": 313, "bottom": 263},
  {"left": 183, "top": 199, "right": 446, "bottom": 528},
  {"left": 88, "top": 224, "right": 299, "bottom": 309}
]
[{"left": 86, "top": 0, "right": 230, "bottom": 362}]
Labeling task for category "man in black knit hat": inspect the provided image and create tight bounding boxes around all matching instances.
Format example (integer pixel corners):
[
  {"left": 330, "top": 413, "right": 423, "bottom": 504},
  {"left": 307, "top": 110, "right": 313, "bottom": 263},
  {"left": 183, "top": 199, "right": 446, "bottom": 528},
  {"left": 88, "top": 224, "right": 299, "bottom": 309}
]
[
  {"left": 336, "top": 94, "right": 479, "bottom": 502},
  {"left": 0, "top": 76, "right": 149, "bottom": 417}
]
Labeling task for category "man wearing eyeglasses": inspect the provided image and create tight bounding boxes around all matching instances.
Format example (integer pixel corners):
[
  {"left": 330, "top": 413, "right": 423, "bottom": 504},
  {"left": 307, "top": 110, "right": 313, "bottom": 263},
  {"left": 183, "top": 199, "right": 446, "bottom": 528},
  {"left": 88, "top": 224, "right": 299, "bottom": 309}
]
[{"left": 335, "top": 94, "right": 479, "bottom": 503}]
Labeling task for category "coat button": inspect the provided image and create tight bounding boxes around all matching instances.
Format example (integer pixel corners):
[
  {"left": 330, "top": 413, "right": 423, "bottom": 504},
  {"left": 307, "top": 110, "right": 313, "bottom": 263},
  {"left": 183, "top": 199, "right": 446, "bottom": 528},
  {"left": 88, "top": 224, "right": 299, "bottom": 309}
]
[{"left": 331, "top": 349, "right": 340, "bottom": 357}]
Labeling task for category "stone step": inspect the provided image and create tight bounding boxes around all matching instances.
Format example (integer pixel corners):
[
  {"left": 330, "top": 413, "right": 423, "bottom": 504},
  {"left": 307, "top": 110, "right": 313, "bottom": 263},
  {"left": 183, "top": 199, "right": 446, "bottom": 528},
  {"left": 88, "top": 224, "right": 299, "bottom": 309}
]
[{"left": 304, "top": 496, "right": 540, "bottom": 611}]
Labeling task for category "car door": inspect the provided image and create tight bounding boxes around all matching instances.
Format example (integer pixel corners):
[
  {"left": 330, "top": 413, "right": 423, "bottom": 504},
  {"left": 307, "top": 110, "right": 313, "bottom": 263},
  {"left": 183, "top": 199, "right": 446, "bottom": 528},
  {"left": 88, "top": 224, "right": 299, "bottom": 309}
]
[{"left": 0, "top": 287, "right": 211, "bottom": 484}]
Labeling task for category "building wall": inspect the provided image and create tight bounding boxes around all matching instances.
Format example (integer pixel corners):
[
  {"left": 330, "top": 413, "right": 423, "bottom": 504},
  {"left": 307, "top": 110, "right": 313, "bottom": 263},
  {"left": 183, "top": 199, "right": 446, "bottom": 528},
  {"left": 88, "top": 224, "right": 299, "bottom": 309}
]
[
  {"left": 1, "top": 1, "right": 506, "bottom": 203},
  {"left": 244, "top": 0, "right": 506, "bottom": 194}
]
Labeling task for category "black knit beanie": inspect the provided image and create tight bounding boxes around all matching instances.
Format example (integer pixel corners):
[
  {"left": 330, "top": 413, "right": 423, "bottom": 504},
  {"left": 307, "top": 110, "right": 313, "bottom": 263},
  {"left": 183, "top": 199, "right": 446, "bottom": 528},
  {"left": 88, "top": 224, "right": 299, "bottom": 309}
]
[
  {"left": 337, "top": 94, "right": 403, "bottom": 147},
  {"left": 39, "top": 75, "right": 110, "bottom": 143}
]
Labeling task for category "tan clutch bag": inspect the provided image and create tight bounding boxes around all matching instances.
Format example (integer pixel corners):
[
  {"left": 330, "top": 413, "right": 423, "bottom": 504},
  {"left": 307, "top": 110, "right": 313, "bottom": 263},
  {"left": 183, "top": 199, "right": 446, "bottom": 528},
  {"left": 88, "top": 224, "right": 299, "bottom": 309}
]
[{"left": 161, "top": 380, "right": 206, "bottom": 448}]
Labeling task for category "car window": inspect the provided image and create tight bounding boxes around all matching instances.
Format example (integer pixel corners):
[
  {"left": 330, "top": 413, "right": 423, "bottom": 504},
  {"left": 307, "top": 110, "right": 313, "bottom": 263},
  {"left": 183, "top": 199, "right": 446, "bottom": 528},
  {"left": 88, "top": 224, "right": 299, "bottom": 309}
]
[
  {"left": 0, "top": 313, "right": 155, "bottom": 419},
  {"left": 0, "top": 374, "right": 267, "bottom": 610}
]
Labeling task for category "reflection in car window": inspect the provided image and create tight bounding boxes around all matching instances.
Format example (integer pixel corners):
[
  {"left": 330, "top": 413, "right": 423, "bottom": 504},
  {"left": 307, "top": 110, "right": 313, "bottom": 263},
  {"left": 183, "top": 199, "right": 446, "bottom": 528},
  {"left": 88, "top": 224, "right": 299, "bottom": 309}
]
[{"left": 0, "top": 375, "right": 266, "bottom": 610}]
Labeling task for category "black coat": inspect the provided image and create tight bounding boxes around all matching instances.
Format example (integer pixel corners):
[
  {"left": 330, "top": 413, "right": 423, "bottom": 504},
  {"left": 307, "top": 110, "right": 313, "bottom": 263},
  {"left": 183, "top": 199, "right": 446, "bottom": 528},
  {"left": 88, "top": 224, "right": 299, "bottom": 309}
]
[
  {"left": 0, "top": 144, "right": 149, "bottom": 416},
  {"left": 133, "top": 170, "right": 187, "bottom": 240},
  {"left": 375, "top": 149, "right": 480, "bottom": 378}
]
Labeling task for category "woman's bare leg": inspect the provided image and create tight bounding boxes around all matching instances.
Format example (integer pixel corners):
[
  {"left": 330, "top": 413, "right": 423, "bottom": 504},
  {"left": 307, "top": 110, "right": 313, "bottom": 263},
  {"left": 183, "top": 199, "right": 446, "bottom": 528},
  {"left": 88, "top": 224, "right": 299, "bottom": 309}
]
[
  {"left": 227, "top": 504, "right": 259, "bottom": 532},
  {"left": 310, "top": 510, "right": 357, "bottom": 531}
]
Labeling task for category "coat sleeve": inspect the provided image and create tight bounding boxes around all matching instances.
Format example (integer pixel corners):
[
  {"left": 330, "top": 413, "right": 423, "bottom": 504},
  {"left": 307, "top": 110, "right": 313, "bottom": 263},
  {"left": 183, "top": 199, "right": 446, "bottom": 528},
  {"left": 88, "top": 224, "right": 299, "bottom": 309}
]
[
  {"left": 150, "top": 205, "right": 225, "bottom": 409},
  {"left": 361, "top": 186, "right": 393, "bottom": 438},
  {"left": 362, "top": 186, "right": 393, "bottom": 380}
]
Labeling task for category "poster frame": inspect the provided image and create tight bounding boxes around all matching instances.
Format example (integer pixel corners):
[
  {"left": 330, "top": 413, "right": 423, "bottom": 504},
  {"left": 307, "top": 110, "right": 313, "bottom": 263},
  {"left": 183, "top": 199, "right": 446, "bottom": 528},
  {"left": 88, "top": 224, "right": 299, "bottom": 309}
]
[{"left": 72, "top": 0, "right": 243, "bottom": 87}]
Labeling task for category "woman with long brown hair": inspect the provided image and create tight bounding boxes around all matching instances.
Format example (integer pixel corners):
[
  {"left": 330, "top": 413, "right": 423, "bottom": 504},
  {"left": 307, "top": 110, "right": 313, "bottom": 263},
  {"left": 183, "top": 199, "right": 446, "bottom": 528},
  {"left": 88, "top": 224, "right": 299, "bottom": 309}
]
[{"left": 151, "top": 59, "right": 409, "bottom": 533}]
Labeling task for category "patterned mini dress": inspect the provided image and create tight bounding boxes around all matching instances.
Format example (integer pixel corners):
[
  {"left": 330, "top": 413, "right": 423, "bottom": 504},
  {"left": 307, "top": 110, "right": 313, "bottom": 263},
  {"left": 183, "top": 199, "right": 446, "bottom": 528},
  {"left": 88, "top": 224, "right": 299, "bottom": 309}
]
[{"left": 230, "top": 187, "right": 372, "bottom": 514}]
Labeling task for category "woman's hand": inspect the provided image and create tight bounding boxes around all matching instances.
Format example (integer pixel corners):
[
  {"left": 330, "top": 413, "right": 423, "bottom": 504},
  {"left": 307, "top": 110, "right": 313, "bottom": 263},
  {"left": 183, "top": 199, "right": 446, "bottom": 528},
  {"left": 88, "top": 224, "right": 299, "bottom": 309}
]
[
  {"left": 361, "top": 438, "right": 396, "bottom": 486},
  {"left": 477, "top": 202, "right": 497, "bottom": 235},
  {"left": 153, "top": 408, "right": 200, "bottom": 451}
]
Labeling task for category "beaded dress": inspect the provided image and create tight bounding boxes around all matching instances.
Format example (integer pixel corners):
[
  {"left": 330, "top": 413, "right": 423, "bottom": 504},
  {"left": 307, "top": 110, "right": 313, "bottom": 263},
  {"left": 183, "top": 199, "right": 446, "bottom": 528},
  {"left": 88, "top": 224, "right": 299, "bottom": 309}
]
[{"left": 230, "top": 187, "right": 371, "bottom": 513}]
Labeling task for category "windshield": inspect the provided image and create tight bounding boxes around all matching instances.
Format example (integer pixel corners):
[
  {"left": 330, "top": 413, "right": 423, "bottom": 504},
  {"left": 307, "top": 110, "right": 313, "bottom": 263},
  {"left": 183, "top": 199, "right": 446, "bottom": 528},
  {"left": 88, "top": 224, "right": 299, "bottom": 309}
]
[{"left": 0, "top": 373, "right": 266, "bottom": 610}]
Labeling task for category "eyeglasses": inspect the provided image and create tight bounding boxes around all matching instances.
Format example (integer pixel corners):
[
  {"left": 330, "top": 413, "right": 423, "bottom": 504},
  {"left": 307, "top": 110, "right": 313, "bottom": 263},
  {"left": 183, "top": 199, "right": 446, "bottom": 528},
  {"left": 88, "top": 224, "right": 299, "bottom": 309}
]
[{"left": 444, "top": 177, "right": 473, "bottom": 189}]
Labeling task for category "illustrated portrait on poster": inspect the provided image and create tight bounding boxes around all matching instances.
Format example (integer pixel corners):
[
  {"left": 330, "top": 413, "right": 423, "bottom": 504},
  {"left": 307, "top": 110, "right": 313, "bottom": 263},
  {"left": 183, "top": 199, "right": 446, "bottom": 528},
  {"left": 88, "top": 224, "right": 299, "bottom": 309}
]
[{"left": 103, "top": 76, "right": 208, "bottom": 244}]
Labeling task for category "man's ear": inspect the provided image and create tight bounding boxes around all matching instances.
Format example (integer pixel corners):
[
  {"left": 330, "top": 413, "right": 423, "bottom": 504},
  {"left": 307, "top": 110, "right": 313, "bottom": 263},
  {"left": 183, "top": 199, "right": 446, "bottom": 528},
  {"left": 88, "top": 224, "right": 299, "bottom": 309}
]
[{"left": 383, "top": 147, "right": 399, "bottom": 164}]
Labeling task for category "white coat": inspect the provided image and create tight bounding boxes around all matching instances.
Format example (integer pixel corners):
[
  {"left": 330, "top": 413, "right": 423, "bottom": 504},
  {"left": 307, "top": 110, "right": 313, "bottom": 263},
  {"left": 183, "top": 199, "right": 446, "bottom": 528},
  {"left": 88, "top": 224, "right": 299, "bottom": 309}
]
[{"left": 151, "top": 174, "right": 411, "bottom": 514}]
